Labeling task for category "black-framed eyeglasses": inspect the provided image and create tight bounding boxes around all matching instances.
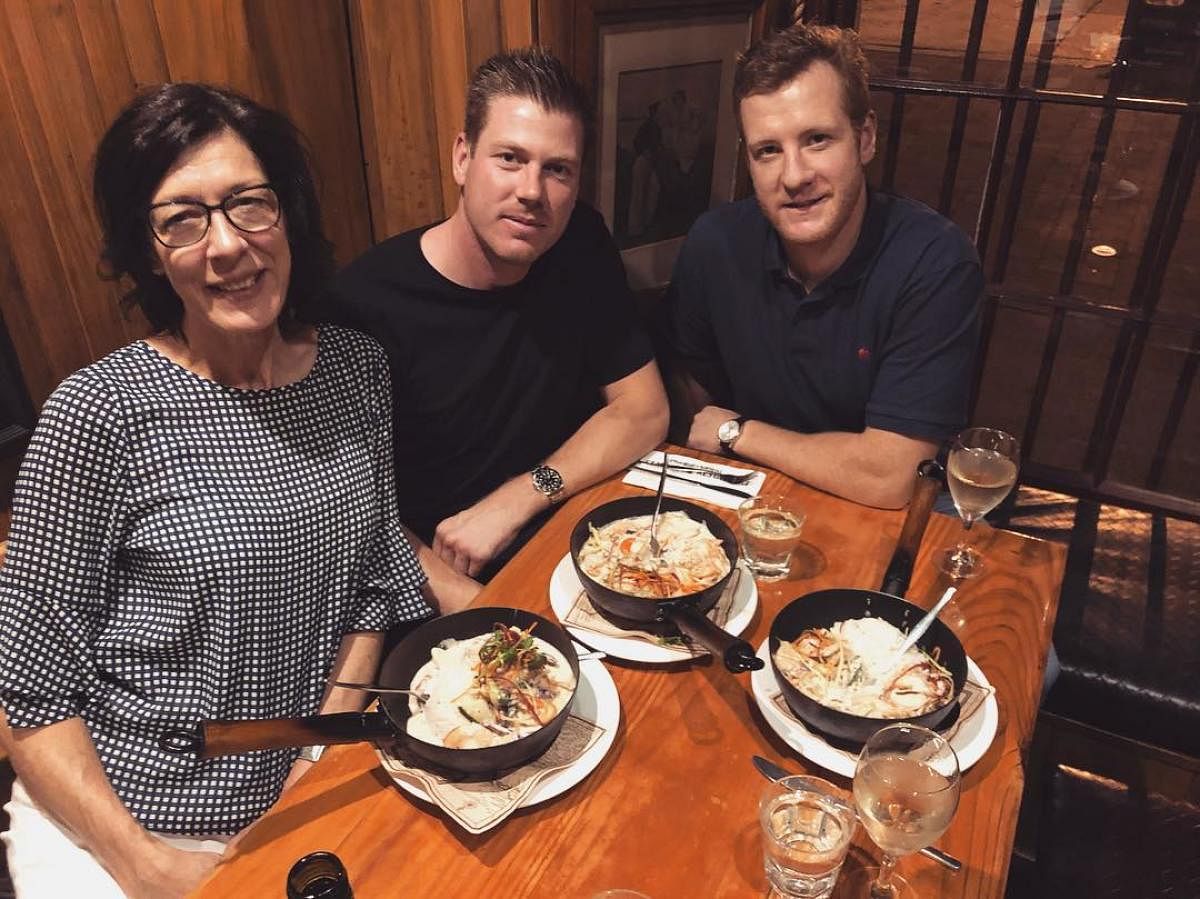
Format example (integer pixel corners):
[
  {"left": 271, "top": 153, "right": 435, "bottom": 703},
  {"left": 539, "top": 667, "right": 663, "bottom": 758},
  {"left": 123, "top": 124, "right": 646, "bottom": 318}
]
[{"left": 148, "top": 183, "right": 281, "bottom": 248}]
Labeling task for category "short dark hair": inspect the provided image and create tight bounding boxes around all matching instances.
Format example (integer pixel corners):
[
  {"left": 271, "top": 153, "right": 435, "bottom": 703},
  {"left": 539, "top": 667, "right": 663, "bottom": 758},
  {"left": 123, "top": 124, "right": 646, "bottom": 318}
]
[
  {"left": 463, "top": 47, "right": 594, "bottom": 154},
  {"left": 733, "top": 24, "right": 872, "bottom": 128},
  {"left": 93, "top": 82, "right": 334, "bottom": 336}
]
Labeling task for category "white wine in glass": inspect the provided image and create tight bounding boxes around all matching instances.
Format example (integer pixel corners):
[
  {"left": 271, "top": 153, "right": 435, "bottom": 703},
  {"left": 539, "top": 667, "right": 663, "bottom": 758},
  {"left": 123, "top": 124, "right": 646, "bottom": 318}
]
[
  {"left": 847, "top": 724, "right": 961, "bottom": 899},
  {"left": 937, "top": 427, "right": 1020, "bottom": 579}
]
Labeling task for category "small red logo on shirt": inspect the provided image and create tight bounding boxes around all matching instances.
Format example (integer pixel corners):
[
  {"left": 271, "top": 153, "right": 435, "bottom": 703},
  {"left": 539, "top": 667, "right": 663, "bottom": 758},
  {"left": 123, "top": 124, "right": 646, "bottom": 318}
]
[{"left": 857, "top": 346, "right": 871, "bottom": 361}]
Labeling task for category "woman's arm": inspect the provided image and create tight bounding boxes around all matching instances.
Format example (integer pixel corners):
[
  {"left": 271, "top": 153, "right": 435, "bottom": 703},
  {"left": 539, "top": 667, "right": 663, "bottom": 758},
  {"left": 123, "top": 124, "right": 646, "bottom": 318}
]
[
  {"left": 0, "top": 711, "right": 220, "bottom": 899},
  {"left": 272, "top": 630, "right": 384, "bottom": 793}
]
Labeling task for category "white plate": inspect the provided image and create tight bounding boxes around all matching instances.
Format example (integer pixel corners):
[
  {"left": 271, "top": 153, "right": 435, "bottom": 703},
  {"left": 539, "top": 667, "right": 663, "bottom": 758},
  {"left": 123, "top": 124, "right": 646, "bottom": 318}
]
[
  {"left": 388, "top": 657, "right": 620, "bottom": 809},
  {"left": 750, "top": 639, "right": 999, "bottom": 778},
  {"left": 547, "top": 553, "right": 758, "bottom": 663}
]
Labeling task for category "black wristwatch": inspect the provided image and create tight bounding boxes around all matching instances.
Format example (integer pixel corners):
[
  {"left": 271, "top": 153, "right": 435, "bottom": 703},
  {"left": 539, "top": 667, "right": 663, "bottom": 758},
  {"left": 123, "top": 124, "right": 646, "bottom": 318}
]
[
  {"left": 531, "top": 464, "right": 565, "bottom": 503},
  {"left": 717, "top": 417, "right": 746, "bottom": 455}
]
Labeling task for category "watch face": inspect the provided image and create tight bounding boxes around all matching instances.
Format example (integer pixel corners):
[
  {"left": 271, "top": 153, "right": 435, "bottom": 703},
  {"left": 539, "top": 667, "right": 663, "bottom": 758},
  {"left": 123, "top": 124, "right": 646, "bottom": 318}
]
[
  {"left": 718, "top": 419, "right": 740, "bottom": 445},
  {"left": 532, "top": 465, "right": 564, "bottom": 495}
]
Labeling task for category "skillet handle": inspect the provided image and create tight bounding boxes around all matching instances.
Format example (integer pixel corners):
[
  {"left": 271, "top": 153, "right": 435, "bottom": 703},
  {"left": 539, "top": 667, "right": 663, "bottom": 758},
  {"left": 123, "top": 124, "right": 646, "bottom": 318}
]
[
  {"left": 665, "top": 605, "right": 764, "bottom": 673},
  {"left": 880, "top": 459, "right": 945, "bottom": 597},
  {"left": 159, "top": 711, "right": 395, "bottom": 759}
]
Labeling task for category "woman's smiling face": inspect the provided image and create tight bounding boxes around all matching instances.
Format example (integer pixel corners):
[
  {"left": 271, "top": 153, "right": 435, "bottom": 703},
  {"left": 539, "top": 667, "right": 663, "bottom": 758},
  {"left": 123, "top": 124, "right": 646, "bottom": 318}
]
[{"left": 149, "top": 129, "right": 291, "bottom": 342}]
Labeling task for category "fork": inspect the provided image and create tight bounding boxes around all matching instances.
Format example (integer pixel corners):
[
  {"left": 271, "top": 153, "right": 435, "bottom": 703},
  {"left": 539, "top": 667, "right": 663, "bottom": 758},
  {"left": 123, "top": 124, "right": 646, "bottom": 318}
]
[
  {"left": 647, "top": 454, "right": 669, "bottom": 562},
  {"left": 664, "top": 458, "right": 756, "bottom": 484}
]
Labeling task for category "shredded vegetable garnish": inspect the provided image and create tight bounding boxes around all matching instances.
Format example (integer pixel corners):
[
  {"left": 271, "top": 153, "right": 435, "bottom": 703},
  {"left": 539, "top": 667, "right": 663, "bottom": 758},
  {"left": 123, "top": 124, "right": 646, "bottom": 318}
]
[
  {"left": 773, "top": 617, "right": 954, "bottom": 718},
  {"left": 577, "top": 512, "right": 730, "bottom": 598},
  {"left": 405, "top": 625, "right": 576, "bottom": 749}
]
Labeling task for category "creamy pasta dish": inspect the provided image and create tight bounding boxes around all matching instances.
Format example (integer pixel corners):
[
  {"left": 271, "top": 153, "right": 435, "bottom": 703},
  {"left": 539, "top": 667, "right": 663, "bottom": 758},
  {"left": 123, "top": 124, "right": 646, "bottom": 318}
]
[
  {"left": 577, "top": 511, "right": 731, "bottom": 598},
  {"left": 406, "top": 624, "right": 576, "bottom": 749},
  {"left": 773, "top": 617, "right": 955, "bottom": 718}
]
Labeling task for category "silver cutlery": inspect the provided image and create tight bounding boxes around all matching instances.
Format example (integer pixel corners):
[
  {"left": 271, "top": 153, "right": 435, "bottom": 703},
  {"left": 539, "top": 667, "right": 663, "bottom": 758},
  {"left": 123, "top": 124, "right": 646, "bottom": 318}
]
[
  {"left": 750, "top": 755, "right": 963, "bottom": 872},
  {"left": 894, "top": 585, "right": 958, "bottom": 657},
  {"left": 662, "top": 457, "right": 757, "bottom": 485},
  {"left": 647, "top": 454, "right": 669, "bottom": 562},
  {"left": 631, "top": 462, "right": 754, "bottom": 500}
]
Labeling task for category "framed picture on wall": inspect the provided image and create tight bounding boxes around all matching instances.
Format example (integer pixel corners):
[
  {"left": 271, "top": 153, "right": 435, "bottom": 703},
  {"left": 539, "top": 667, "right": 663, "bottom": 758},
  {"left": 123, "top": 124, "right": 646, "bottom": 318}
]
[{"left": 596, "top": 16, "right": 753, "bottom": 289}]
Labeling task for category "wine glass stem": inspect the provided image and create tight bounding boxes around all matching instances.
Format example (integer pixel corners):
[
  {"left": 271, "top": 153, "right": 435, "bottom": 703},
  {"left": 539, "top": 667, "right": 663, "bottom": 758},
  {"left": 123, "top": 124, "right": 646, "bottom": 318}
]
[
  {"left": 955, "top": 516, "right": 977, "bottom": 556},
  {"left": 873, "top": 852, "right": 900, "bottom": 897}
]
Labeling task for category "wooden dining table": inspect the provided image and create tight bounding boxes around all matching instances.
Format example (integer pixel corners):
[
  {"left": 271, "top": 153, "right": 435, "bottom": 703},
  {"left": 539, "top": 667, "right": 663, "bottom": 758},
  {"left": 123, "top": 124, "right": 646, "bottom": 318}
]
[{"left": 192, "top": 447, "right": 1064, "bottom": 899}]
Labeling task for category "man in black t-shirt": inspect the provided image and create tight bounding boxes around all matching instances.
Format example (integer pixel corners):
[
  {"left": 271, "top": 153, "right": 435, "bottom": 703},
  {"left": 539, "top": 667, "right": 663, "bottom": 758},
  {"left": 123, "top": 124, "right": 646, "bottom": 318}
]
[
  {"left": 328, "top": 48, "right": 668, "bottom": 585},
  {"left": 663, "top": 25, "right": 981, "bottom": 509}
]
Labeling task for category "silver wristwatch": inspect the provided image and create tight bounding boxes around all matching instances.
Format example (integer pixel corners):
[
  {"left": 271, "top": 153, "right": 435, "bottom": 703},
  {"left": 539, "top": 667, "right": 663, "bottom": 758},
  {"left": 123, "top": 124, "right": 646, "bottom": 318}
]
[
  {"left": 531, "top": 464, "right": 565, "bottom": 503},
  {"left": 297, "top": 744, "right": 326, "bottom": 764},
  {"left": 717, "top": 417, "right": 746, "bottom": 454}
]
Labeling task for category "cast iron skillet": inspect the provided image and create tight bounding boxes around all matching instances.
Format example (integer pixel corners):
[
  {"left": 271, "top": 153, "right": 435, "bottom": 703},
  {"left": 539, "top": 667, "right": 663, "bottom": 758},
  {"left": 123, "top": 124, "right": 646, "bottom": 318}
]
[
  {"left": 767, "top": 459, "right": 968, "bottom": 745},
  {"left": 569, "top": 495, "right": 763, "bottom": 673},
  {"left": 159, "top": 607, "right": 581, "bottom": 778}
]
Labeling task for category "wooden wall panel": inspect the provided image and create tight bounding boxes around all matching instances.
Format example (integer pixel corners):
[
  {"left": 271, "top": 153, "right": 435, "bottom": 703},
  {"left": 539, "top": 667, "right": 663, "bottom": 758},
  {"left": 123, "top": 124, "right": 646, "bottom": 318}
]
[
  {"left": 500, "top": 0, "right": 534, "bottom": 47},
  {"left": 0, "top": 0, "right": 369, "bottom": 412},
  {"left": 349, "top": 0, "right": 537, "bottom": 240},
  {"left": 348, "top": 0, "right": 443, "bottom": 242},
  {"left": 0, "top": 2, "right": 137, "bottom": 405},
  {"left": 241, "top": 0, "right": 372, "bottom": 266},
  {"left": 427, "top": 1, "right": 470, "bottom": 214},
  {"left": 152, "top": 0, "right": 371, "bottom": 269}
]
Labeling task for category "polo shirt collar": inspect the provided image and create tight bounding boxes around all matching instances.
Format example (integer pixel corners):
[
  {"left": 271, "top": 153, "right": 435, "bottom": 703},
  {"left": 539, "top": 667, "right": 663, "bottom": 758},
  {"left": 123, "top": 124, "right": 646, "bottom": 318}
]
[{"left": 765, "top": 187, "right": 888, "bottom": 293}]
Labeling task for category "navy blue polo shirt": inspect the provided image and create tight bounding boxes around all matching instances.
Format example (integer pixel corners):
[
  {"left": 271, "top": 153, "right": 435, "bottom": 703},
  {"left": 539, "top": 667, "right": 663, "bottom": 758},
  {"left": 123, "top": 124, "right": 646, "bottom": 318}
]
[{"left": 662, "top": 190, "right": 982, "bottom": 441}]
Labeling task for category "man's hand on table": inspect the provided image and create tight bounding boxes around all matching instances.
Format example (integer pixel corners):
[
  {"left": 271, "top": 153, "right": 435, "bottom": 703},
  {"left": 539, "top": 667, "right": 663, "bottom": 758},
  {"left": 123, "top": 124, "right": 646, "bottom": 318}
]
[
  {"left": 686, "top": 404, "right": 741, "bottom": 455},
  {"left": 432, "top": 476, "right": 542, "bottom": 578}
]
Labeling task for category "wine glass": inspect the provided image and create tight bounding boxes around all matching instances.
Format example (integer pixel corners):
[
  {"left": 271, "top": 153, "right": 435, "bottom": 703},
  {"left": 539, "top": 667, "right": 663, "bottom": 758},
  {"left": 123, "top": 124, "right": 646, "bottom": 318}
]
[
  {"left": 937, "top": 427, "right": 1020, "bottom": 579},
  {"left": 847, "top": 724, "right": 961, "bottom": 899}
]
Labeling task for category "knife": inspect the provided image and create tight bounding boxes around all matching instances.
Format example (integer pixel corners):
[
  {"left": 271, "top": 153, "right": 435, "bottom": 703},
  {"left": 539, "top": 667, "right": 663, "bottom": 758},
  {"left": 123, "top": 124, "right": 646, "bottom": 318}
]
[
  {"left": 751, "top": 755, "right": 963, "bottom": 873},
  {"left": 630, "top": 462, "right": 753, "bottom": 500}
]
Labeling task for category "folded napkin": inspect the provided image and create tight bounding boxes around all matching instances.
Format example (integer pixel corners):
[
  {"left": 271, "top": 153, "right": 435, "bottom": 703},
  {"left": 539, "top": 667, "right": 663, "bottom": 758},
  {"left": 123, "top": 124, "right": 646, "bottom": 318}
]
[
  {"left": 375, "top": 713, "right": 606, "bottom": 834},
  {"left": 622, "top": 450, "right": 765, "bottom": 510},
  {"left": 563, "top": 562, "right": 746, "bottom": 658},
  {"left": 768, "top": 678, "right": 995, "bottom": 763}
]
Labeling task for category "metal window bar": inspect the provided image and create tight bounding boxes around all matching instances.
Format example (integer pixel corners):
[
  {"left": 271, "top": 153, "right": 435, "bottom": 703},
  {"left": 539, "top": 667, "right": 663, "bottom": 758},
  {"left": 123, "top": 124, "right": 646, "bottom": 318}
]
[
  {"left": 879, "top": 0, "right": 921, "bottom": 192},
  {"left": 936, "top": 0, "right": 991, "bottom": 216},
  {"left": 1056, "top": 0, "right": 1143, "bottom": 300},
  {"left": 991, "top": 0, "right": 1065, "bottom": 286},
  {"left": 1084, "top": 109, "right": 1200, "bottom": 476},
  {"left": 1087, "top": 47, "right": 1200, "bottom": 486},
  {"left": 1147, "top": 331, "right": 1200, "bottom": 492},
  {"left": 967, "top": 0, "right": 1040, "bottom": 420}
]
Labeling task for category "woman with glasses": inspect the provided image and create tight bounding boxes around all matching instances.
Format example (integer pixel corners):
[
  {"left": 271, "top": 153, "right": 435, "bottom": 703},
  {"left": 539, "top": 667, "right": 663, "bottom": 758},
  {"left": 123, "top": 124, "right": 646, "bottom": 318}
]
[{"left": 0, "top": 84, "right": 441, "bottom": 898}]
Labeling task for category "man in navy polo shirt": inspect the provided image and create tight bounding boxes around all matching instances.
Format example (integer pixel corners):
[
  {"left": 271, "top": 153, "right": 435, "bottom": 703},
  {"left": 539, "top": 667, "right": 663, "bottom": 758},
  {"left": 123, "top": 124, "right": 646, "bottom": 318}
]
[{"left": 663, "top": 24, "right": 982, "bottom": 508}]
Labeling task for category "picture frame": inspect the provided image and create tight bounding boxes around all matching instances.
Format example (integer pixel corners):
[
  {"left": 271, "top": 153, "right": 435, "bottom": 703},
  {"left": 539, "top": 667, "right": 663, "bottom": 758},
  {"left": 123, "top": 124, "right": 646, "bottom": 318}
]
[{"left": 596, "top": 15, "right": 753, "bottom": 289}]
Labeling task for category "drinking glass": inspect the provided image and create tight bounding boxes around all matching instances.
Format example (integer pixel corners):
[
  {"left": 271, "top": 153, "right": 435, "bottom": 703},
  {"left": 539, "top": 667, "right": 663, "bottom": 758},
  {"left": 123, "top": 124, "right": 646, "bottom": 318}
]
[
  {"left": 936, "top": 427, "right": 1020, "bottom": 579},
  {"left": 737, "top": 494, "right": 806, "bottom": 581},
  {"left": 847, "top": 724, "right": 961, "bottom": 899},
  {"left": 759, "top": 774, "right": 856, "bottom": 898}
]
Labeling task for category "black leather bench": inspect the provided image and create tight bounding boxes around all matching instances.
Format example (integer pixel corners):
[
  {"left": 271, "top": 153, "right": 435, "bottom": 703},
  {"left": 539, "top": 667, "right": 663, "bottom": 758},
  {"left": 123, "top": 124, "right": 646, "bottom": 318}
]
[
  {"left": 1035, "top": 763, "right": 1200, "bottom": 898},
  {"left": 1040, "top": 500, "right": 1200, "bottom": 758}
]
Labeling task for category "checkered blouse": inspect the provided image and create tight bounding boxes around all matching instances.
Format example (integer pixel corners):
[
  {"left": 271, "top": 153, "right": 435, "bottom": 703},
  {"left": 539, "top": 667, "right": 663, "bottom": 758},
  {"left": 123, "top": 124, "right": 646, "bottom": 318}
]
[{"left": 0, "top": 325, "right": 432, "bottom": 834}]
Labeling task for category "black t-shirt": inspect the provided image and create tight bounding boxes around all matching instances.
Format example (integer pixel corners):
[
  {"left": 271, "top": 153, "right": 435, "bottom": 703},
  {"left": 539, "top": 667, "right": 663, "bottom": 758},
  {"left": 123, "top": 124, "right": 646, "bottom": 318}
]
[
  {"left": 325, "top": 203, "right": 654, "bottom": 543},
  {"left": 663, "top": 190, "right": 982, "bottom": 442}
]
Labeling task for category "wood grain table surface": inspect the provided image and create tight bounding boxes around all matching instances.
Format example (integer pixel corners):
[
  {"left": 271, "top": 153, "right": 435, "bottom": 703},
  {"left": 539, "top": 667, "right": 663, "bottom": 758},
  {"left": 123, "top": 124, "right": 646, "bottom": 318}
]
[{"left": 191, "top": 448, "right": 1064, "bottom": 899}]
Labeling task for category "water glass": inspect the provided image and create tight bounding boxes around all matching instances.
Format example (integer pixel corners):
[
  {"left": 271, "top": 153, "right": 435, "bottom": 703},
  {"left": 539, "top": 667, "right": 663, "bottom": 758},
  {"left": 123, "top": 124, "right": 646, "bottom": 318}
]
[
  {"left": 737, "top": 494, "right": 806, "bottom": 581},
  {"left": 760, "top": 775, "right": 856, "bottom": 898}
]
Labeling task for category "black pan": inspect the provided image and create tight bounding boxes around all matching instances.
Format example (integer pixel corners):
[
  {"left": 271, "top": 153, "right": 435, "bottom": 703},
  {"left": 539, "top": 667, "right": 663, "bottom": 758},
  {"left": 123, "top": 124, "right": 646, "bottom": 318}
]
[
  {"left": 769, "top": 590, "right": 968, "bottom": 745},
  {"left": 159, "top": 607, "right": 581, "bottom": 778},
  {"left": 569, "top": 495, "right": 763, "bottom": 673},
  {"left": 766, "top": 459, "right": 967, "bottom": 745}
]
